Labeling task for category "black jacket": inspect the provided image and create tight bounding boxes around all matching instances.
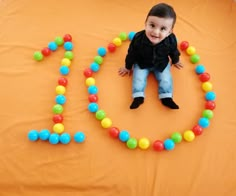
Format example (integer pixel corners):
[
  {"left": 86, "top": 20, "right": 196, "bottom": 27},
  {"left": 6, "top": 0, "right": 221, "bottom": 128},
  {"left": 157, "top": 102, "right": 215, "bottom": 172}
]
[{"left": 125, "top": 30, "right": 180, "bottom": 72}]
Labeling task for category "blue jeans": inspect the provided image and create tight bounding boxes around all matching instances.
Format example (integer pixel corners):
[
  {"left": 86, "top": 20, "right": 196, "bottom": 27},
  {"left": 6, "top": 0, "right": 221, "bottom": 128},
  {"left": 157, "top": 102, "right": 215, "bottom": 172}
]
[{"left": 132, "top": 64, "right": 173, "bottom": 99}]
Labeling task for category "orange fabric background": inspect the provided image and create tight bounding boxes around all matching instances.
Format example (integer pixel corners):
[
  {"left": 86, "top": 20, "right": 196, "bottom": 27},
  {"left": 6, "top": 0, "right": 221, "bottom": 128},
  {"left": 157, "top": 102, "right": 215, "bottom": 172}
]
[{"left": 0, "top": 0, "right": 236, "bottom": 195}]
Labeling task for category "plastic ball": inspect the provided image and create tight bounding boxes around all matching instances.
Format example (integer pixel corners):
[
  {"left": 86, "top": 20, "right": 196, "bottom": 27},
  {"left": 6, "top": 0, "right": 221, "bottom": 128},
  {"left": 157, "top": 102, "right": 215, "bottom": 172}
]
[
  {"left": 88, "top": 102, "right": 99, "bottom": 113},
  {"left": 179, "top": 41, "right": 189, "bottom": 51},
  {"left": 64, "top": 41, "right": 73, "bottom": 51},
  {"left": 205, "top": 91, "right": 216, "bottom": 101},
  {"left": 101, "top": 117, "right": 112, "bottom": 128},
  {"left": 52, "top": 104, "right": 63, "bottom": 114},
  {"left": 199, "top": 72, "right": 210, "bottom": 82},
  {"left": 195, "top": 65, "right": 205, "bottom": 74},
  {"left": 64, "top": 51, "right": 74, "bottom": 60},
  {"left": 171, "top": 132, "right": 182, "bottom": 143},
  {"left": 192, "top": 125, "right": 203, "bottom": 136},
  {"left": 58, "top": 77, "right": 68, "bottom": 86},
  {"left": 190, "top": 54, "right": 200, "bottom": 63},
  {"left": 163, "top": 139, "right": 175, "bottom": 150},
  {"left": 48, "top": 41, "right": 58, "bottom": 51},
  {"left": 74, "top": 132, "right": 85, "bottom": 143},
  {"left": 88, "top": 94, "right": 98, "bottom": 102},
  {"left": 183, "top": 130, "right": 195, "bottom": 142},
  {"left": 95, "top": 110, "right": 106, "bottom": 120},
  {"left": 97, "top": 47, "right": 107, "bottom": 56},
  {"left": 60, "top": 65, "right": 70, "bottom": 75},
  {"left": 55, "top": 94, "right": 66, "bottom": 105},
  {"left": 33, "top": 51, "right": 43, "bottom": 61},
  {"left": 128, "top": 31, "right": 136, "bottom": 40},
  {"left": 94, "top": 56, "right": 103, "bottom": 65},
  {"left": 49, "top": 133, "right": 60, "bottom": 144},
  {"left": 126, "top": 138, "right": 138, "bottom": 149},
  {"left": 198, "top": 117, "right": 210, "bottom": 128},
  {"left": 153, "top": 140, "right": 164, "bottom": 151},
  {"left": 202, "top": 109, "right": 214, "bottom": 119},
  {"left": 54, "top": 36, "right": 64, "bottom": 46},
  {"left": 107, "top": 43, "right": 116, "bottom": 52},
  {"left": 186, "top": 46, "right": 196, "bottom": 55},
  {"left": 85, "top": 77, "right": 96, "bottom": 86},
  {"left": 119, "top": 130, "right": 130, "bottom": 142},
  {"left": 112, "top": 37, "right": 122, "bottom": 46},
  {"left": 109, "top": 127, "right": 120, "bottom": 138},
  {"left": 63, "top": 34, "right": 72, "bottom": 42},
  {"left": 52, "top": 114, "right": 63, "bottom": 123},
  {"left": 56, "top": 85, "right": 66, "bottom": 94},
  {"left": 28, "top": 130, "right": 39, "bottom": 141},
  {"left": 39, "top": 129, "right": 50, "bottom": 141},
  {"left": 90, "top": 62, "right": 100, "bottom": 72},
  {"left": 83, "top": 68, "right": 93, "bottom": 77},
  {"left": 202, "top": 82, "right": 213, "bottom": 92},
  {"left": 59, "top": 133, "right": 71, "bottom": 144},
  {"left": 205, "top": 101, "right": 216, "bottom": 110},
  {"left": 88, "top": 85, "right": 98, "bottom": 94},
  {"left": 53, "top": 123, "right": 64, "bottom": 134},
  {"left": 41, "top": 47, "right": 51, "bottom": 56},
  {"left": 61, "top": 58, "right": 71, "bottom": 66},
  {"left": 119, "top": 32, "right": 128, "bottom": 41},
  {"left": 138, "top": 137, "right": 150, "bottom": 150}
]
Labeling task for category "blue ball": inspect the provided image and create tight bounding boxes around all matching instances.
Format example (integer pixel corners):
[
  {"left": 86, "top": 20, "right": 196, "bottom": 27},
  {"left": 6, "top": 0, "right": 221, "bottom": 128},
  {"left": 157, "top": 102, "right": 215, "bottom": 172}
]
[
  {"left": 205, "top": 91, "right": 216, "bottom": 101},
  {"left": 128, "top": 32, "right": 136, "bottom": 41},
  {"left": 97, "top": 47, "right": 107, "bottom": 56},
  {"left": 164, "top": 139, "right": 175, "bottom": 150},
  {"left": 60, "top": 65, "right": 70, "bottom": 75},
  {"left": 88, "top": 85, "right": 98, "bottom": 94},
  {"left": 195, "top": 64, "right": 205, "bottom": 74},
  {"left": 39, "top": 129, "right": 50, "bottom": 141},
  {"left": 198, "top": 117, "right": 210, "bottom": 128},
  {"left": 64, "top": 42, "right": 73, "bottom": 51},
  {"left": 119, "top": 130, "right": 130, "bottom": 142},
  {"left": 55, "top": 95, "right": 66, "bottom": 105},
  {"left": 49, "top": 133, "right": 60, "bottom": 144},
  {"left": 48, "top": 41, "right": 58, "bottom": 51},
  {"left": 90, "top": 62, "right": 100, "bottom": 72},
  {"left": 88, "top": 102, "right": 99, "bottom": 112},
  {"left": 74, "top": 132, "right": 86, "bottom": 143},
  {"left": 59, "top": 133, "right": 71, "bottom": 144},
  {"left": 28, "top": 130, "right": 39, "bottom": 141}
]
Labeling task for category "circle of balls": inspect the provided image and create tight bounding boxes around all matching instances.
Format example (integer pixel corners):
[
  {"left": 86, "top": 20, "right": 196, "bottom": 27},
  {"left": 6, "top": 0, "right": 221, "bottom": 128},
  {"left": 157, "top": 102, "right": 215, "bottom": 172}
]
[
  {"left": 83, "top": 32, "right": 216, "bottom": 152},
  {"left": 28, "top": 34, "right": 86, "bottom": 145}
]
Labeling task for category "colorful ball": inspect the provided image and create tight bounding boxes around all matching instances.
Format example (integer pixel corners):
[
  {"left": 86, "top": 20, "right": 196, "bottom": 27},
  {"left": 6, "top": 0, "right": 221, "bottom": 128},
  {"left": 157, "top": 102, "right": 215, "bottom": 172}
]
[
  {"left": 59, "top": 133, "right": 71, "bottom": 144},
  {"left": 28, "top": 130, "right": 39, "bottom": 141},
  {"left": 205, "top": 91, "right": 216, "bottom": 101},
  {"left": 97, "top": 47, "right": 107, "bottom": 56},
  {"left": 199, "top": 72, "right": 210, "bottom": 82},
  {"left": 138, "top": 137, "right": 150, "bottom": 150},
  {"left": 53, "top": 123, "right": 64, "bottom": 134},
  {"left": 48, "top": 41, "right": 58, "bottom": 51},
  {"left": 183, "top": 130, "right": 195, "bottom": 142},
  {"left": 90, "top": 62, "right": 100, "bottom": 72},
  {"left": 41, "top": 47, "right": 51, "bottom": 56},
  {"left": 88, "top": 85, "right": 98, "bottom": 94},
  {"left": 153, "top": 140, "right": 164, "bottom": 151},
  {"left": 64, "top": 51, "right": 74, "bottom": 60},
  {"left": 88, "top": 94, "right": 98, "bottom": 102},
  {"left": 95, "top": 110, "right": 106, "bottom": 120},
  {"left": 63, "top": 34, "right": 72, "bottom": 42},
  {"left": 186, "top": 46, "right": 196, "bottom": 55},
  {"left": 107, "top": 43, "right": 116, "bottom": 52},
  {"left": 119, "top": 130, "right": 130, "bottom": 142},
  {"left": 55, "top": 95, "right": 66, "bottom": 105},
  {"left": 179, "top": 41, "right": 189, "bottom": 51},
  {"left": 85, "top": 77, "right": 96, "bottom": 86},
  {"left": 205, "top": 101, "right": 216, "bottom": 110},
  {"left": 171, "top": 132, "right": 182, "bottom": 143},
  {"left": 195, "top": 65, "right": 205, "bottom": 74},
  {"left": 56, "top": 85, "right": 66, "bottom": 94},
  {"left": 198, "top": 117, "right": 210, "bottom": 128},
  {"left": 64, "top": 42, "right": 73, "bottom": 51},
  {"left": 108, "top": 127, "right": 120, "bottom": 138},
  {"left": 52, "top": 104, "right": 63, "bottom": 114},
  {"left": 112, "top": 37, "right": 122, "bottom": 46},
  {"left": 192, "top": 125, "right": 203, "bottom": 136},
  {"left": 54, "top": 36, "right": 64, "bottom": 46},
  {"left": 60, "top": 65, "right": 70, "bottom": 75},
  {"left": 126, "top": 138, "right": 138, "bottom": 149},
  {"left": 163, "top": 139, "right": 175, "bottom": 150},
  {"left": 33, "top": 51, "right": 43, "bottom": 61},
  {"left": 52, "top": 114, "right": 63, "bottom": 123},
  {"left": 74, "top": 132, "right": 85, "bottom": 143},
  {"left": 83, "top": 68, "right": 93, "bottom": 77},
  {"left": 58, "top": 77, "right": 68, "bottom": 86},
  {"left": 128, "top": 32, "right": 136, "bottom": 40},
  {"left": 39, "top": 129, "right": 50, "bottom": 141},
  {"left": 49, "top": 133, "right": 60, "bottom": 144},
  {"left": 202, "top": 109, "right": 214, "bottom": 119},
  {"left": 202, "top": 82, "right": 213, "bottom": 92},
  {"left": 190, "top": 54, "right": 200, "bottom": 63},
  {"left": 94, "top": 56, "right": 103, "bottom": 65},
  {"left": 61, "top": 58, "right": 71, "bottom": 66},
  {"left": 119, "top": 32, "right": 128, "bottom": 41},
  {"left": 101, "top": 117, "right": 112, "bottom": 128},
  {"left": 88, "top": 102, "right": 99, "bottom": 113}
]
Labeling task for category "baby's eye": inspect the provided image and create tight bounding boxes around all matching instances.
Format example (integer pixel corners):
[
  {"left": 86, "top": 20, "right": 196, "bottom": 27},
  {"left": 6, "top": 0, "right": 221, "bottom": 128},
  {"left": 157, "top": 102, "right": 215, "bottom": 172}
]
[
  {"left": 161, "top": 27, "right": 167, "bottom": 31},
  {"left": 150, "top": 24, "right": 155, "bottom": 28}
]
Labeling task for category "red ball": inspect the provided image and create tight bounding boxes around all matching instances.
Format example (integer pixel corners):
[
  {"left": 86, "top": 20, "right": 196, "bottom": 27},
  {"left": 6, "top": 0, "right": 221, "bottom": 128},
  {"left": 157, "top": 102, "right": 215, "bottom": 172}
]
[
  {"left": 180, "top": 41, "right": 189, "bottom": 51},
  {"left": 108, "top": 127, "right": 120, "bottom": 138},
  {"left": 192, "top": 125, "right": 203, "bottom": 136},
  {"left": 52, "top": 114, "right": 63, "bottom": 123},
  {"left": 205, "top": 101, "right": 216, "bottom": 110},
  {"left": 63, "top": 34, "right": 72, "bottom": 42},
  {"left": 41, "top": 47, "right": 51, "bottom": 56},
  {"left": 58, "top": 77, "right": 68, "bottom": 86},
  {"left": 153, "top": 140, "right": 164, "bottom": 151},
  {"left": 83, "top": 68, "right": 93, "bottom": 77},
  {"left": 199, "top": 72, "right": 210, "bottom": 82},
  {"left": 107, "top": 43, "right": 116, "bottom": 52},
  {"left": 88, "top": 94, "right": 98, "bottom": 102}
]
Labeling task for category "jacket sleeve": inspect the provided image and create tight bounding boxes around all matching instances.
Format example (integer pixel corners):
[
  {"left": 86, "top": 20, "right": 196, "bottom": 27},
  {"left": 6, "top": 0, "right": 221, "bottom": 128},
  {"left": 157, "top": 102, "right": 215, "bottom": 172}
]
[
  {"left": 169, "top": 34, "right": 180, "bottom": 64},
  {"left": 125, "top": 36, "right": 137, "bottom": 70}
]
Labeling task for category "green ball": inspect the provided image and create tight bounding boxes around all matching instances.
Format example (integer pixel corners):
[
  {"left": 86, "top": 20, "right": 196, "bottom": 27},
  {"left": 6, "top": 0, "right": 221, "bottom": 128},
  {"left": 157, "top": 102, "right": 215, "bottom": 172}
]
[
  {"left": 94, "top": 55, "right": 103, "bottom": 65},
  {"left": 54, "top": 36, "right": 64, "bottom": 46},
  {"left": 202, "top": 109, "right": 214, "bottom": 119},
  {"left": 126, "top": 138, "right": 138, "bottom": 149},
  {"left": 119, "top": 32, "right": 128, "bottom": 41},
  {"left": 95, "top": 110, "right": 106, "bottom": 120},
  {"left": 53, "top": 104, "right": 63, "bottom": 114},
  {"left": 190, "top": 54, "right": 200, "bottom": 64},
  {"left": 33, "top": 51, "right": 43, "bottom": 61},
  {"left": 171, "top": 132, "right": 182, "bottom": 143},
  {"left": 64, "top": 51, "right": 74, "bottom": 60}
]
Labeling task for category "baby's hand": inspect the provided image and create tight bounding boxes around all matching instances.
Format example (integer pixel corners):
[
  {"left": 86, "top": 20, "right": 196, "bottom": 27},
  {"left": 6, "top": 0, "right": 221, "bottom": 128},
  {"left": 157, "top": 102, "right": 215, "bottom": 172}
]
[
  {"left": 173, "top": 61, "right": 183, "bottom": 69},
  {"left": 118, "top": 67, "right": 131, "bottom": 76}
]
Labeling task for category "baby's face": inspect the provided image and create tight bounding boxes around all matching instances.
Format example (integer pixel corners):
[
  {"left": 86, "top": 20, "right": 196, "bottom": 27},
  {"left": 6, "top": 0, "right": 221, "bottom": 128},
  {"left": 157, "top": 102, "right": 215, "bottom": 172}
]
[{"left": 145, "top": 16, "right": 174, "bottom": 45}]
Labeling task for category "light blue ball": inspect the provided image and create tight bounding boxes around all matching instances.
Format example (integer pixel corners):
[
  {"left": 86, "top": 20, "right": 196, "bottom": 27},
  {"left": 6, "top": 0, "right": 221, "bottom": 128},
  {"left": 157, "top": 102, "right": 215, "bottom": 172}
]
[
  {"left": 64, "top": 42, "right": 73, "bottom": 51},
  {"left": 119, "top": 130, "right": 130, "bottom": 142},
  {"left": 49, "top": 133, "right": 60, "bottom": 145},
  {"left": 55, "top": 95, "right": 66, "bottom": 105},
  {"left": 128, "top": 32, "right": 136, "bottom": 40},
  {"left": 90, "top": 62, "right": 100, "bottom": 72},
  {"left": 195, "top": 64, "right": 205, "bottom": 74},
  {"left": 28, "top": 130, "right": 39, "bottom": 141},
  {"left": 48, "top": 41, "right": 58, "bottom": 51},
  {"left": 205, "top": 91, "right": 216, "bottom": 101},
  {"left": 88, "top": 102, "right": 99, "bottom": 112},
  {"left": 198, "top": 117, "right": 210, "bottom": 128},
  {"left": 164, "top": 139, "right": 175, "bottom": 150},
  {"left": 60, "top": 65, "right": 70, "bottom": 75},
  {"left": 39, "top": 129, "right": 50, "bottom": 141},
  {"left": 59, "top": 133, "right": 71, "bottom": 144},
  {"left": 97, "top": 47, "right": 107, "bottom": 56},
  {"left": 74, "top": 132, "right": 86, "bottom": 143},
  {"left": 88, "top": 85, "right": 98, "bottom": 94}
]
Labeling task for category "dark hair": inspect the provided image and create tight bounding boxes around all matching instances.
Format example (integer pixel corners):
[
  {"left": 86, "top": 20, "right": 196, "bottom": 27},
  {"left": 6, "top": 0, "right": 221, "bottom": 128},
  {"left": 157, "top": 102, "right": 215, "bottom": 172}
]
[{"left": 146, "top": 3, "right": 176, "bottom": 27}]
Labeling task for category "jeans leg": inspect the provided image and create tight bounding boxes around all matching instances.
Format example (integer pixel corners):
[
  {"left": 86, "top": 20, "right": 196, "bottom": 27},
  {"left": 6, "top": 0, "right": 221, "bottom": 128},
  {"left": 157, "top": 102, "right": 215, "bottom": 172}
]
[
  {"left": 132, "top": 64, "right": 149, "bottom": 98},
  {"left": 153, "top": 64, "right": 173, "bottom": 99}
]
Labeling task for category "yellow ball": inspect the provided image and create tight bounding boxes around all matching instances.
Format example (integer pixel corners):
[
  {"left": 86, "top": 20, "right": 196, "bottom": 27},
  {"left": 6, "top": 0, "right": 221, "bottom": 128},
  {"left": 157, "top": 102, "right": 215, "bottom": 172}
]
[
  {"left": 112, "top": 37, "right": 122, "bottom": 46},
  {"left": 138, "top": 137, "right": 150, "bottom": 150},
  {"left": 53, "top": 123, "right": 64, "bottom": 134},
  {"left": 183, "top": 130, "right": 195, "bottom": 142},
  {"left": 186, "top": 46, "right": 196, "bottom": 55},
  {"left": 56, "top": 85, "right": 66, "bottom": 94},
  {"left": 85, "top": 77, "right": 96, "bottom": 86},
  {"left": 61, "top": 58, "right": 71, "bottom": 66},
  {"left": 101, "top": 117, "right": 112, "bottom": 128},
  {"left": 202, "top": 82, "right": 213, "bottom": 92}
]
